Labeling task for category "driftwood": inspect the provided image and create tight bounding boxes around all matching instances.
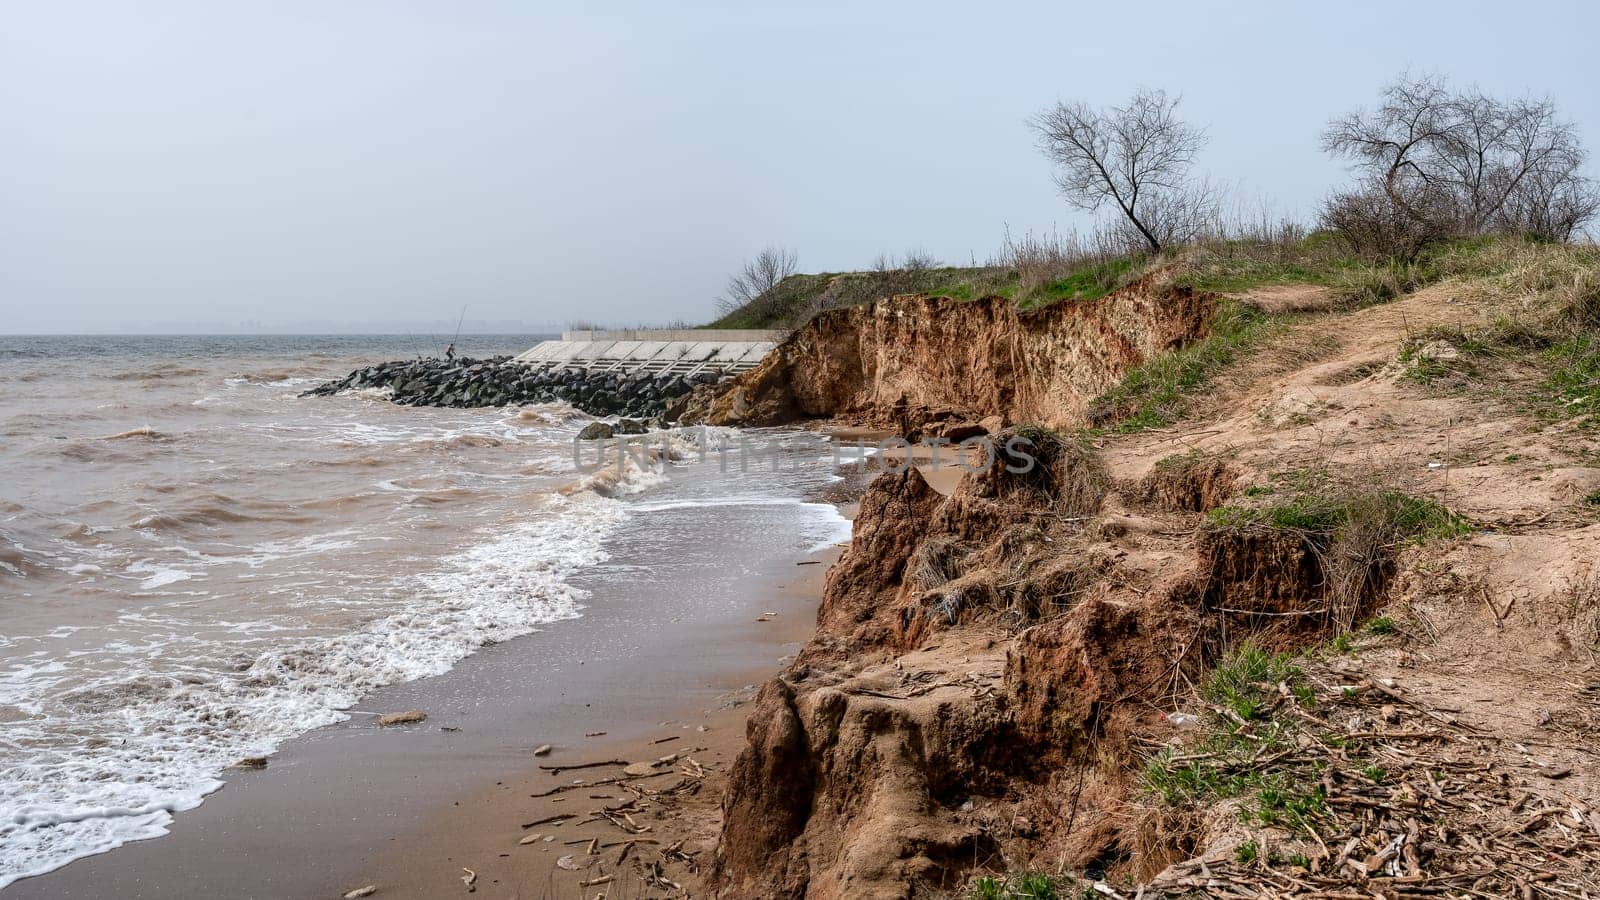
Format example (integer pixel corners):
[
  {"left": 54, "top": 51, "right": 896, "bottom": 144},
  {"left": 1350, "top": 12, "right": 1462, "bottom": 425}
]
[
  {"left": 520, "top": 812, "right": 574, "bottom": 828},
  {"left": 515, "top": 753, "right": 716, "bottom": 893},
  {"left": 538, "top": 758, "right": 628, "bottom": 775}
]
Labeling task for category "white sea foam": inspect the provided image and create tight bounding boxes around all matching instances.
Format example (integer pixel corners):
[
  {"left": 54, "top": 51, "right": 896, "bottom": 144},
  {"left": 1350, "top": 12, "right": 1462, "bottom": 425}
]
[
  {"left": 629, "top": 495, "right": 852, "bottom": 553},
  {"left": 0, "top": 490, "right": 627, "bottom": 889},
  {"left": 126, "top": 561, "right": 199, "bottom": 591}
]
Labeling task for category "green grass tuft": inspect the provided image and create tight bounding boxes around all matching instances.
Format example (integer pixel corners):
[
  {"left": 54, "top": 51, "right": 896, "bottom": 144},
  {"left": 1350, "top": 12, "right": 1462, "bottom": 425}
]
[
  {"left": 1143, "top": 644, "right": 1330, "bottom": 835},
  {"left": 1542, "top": 334, "right": 1600, "bottom": 425},
  {"left": 969, "top": 872, "right": 1072, "bottom": 899},
  {"left": 1206, "top": 488, "right": 1470, "bottom": 542},
  {"left": 1201, "top": 644, "right": 1304, "bottom": 723}
]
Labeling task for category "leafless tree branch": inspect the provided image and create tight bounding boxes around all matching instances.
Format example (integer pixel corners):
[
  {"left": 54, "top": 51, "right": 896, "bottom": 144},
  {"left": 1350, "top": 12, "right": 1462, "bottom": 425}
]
[
  {"left": 717, "top": 246, "right": 798, "bottom": 317},
  {"left": 1030, "top": 89, "right": 1212, "bottom": 254},
  {"left": 1322, "top": 74, "right": 1597, "bottom": 252}
]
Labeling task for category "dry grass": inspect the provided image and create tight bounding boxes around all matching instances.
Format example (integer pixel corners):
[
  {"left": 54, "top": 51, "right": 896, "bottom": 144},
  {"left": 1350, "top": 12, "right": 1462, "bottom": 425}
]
[
  {"left": 908, "top": 536, "right": 967, "bottom": 593},
  {"left": 1396, "top": 241, "right": 1600, "bottom": 424},
  {"left": 999, "top": 427, "right": 1109, "bottom": 518}
]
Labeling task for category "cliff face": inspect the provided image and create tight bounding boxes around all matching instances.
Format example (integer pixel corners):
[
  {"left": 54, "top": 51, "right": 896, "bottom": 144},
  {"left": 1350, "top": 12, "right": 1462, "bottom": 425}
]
[
  {"left": 701, "top": 278, "right": 1215, "bottom": 432},
  {"left": 709, "top": 439, "right": 1354, "bottom": 899},
  {"left": 708, "top": 261, "right": 1600, "bottom": 898}
]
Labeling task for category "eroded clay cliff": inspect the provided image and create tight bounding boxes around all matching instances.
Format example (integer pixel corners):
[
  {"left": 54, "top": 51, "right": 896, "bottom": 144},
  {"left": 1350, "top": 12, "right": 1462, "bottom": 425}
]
[
  {"left": 709, "top": 428, "right": 1385, "bottom": 898},
  {"left": 699, "top": 277, "right": 1215, "bottom": 432}
]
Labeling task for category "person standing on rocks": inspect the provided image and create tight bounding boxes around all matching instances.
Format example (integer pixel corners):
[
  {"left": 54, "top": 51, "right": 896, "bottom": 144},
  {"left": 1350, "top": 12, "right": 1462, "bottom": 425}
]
[{"left": 444, "top": 342, "right": 456, "bottom": 361}]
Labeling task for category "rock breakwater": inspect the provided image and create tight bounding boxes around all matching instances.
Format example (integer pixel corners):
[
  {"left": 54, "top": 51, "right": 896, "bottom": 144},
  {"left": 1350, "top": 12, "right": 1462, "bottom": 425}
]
[{"left": 302, "top": 357, "right": 728, "bottom": 418}]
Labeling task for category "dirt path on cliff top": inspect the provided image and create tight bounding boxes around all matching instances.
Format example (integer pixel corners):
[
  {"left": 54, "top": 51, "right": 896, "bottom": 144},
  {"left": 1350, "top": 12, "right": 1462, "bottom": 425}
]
[{"left": 1107, "top": 280, "right": 1599, "bottom": 525}]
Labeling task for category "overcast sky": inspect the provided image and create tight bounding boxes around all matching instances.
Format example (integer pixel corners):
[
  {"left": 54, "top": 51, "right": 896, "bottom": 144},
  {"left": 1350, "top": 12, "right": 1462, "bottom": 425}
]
[{"left": 2, "top": 0, "right": 1594, "bottom": 334}]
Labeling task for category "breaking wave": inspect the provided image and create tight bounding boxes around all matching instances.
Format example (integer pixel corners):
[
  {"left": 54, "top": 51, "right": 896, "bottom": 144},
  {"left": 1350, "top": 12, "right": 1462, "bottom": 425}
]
[{"left": 0, "top": 490, "right": 628, "bottom": 888}]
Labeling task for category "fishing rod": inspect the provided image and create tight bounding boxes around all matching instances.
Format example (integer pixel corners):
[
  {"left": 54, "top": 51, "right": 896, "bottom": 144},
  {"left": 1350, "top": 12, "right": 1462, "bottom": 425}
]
[
  {"left": 403, "top": 327, "right": 426, "bottom": 360},
  {"left": 445, "top": 305, "right": 467, "bottom": 360}
]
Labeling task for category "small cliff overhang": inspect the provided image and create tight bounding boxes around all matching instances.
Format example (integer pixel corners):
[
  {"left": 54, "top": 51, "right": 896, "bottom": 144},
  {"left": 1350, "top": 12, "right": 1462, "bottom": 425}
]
[{"left": 513, "top": 328, "right": 785, "bottom": 378}]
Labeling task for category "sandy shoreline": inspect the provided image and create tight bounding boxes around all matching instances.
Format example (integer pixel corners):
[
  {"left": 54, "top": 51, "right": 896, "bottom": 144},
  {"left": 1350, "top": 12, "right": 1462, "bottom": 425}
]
[
  {"left": 344, "top": 554, "right": 833, "bottom": 899},
  {"left": 348, "top": 456, "right": 971, "bottom": 899},
  {"left": 6, "top": 492, "right": 849, "bottom": 900}
]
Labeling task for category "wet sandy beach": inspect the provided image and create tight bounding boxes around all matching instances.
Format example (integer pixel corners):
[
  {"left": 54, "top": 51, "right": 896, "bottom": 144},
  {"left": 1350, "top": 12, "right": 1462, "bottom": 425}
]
[{"left": 8, "top": 531, "right": 836, "bottom": 899}]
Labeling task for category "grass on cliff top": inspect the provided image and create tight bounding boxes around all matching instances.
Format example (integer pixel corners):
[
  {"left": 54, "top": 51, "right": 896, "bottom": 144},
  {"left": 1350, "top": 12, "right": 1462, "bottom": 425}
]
[
  {"left": 1171, "top": 233, "right": 1559, "bottom": 308},
  {"left": 1392, "top": 241, "right": 1600, "bottom": 427},
  {"left": 711, "top": 233, "right": 1570, "bottom": 332},
  {"left": 708, "top": 257, "right": 1143, "bottom": 330},
  {"left": 1087, "top": 300, "right": 1277, "bottom": 433}
]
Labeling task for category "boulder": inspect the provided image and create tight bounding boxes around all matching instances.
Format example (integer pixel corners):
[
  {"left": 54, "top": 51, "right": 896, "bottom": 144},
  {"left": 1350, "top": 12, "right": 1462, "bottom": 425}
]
[{"left": 577, "top": 422, "right": 616, "bottom": 441}]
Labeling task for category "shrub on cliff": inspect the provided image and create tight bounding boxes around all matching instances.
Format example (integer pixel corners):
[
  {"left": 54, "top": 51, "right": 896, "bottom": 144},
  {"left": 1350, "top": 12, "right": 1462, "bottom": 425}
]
[{"left": 1320, "top": 74, "right": 1599, "bottom": 261}]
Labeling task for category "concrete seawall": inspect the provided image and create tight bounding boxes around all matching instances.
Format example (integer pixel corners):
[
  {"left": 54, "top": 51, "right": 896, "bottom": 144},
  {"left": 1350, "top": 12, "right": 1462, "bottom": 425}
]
[{"left": 514, "top": 329, "right": 784, "bottom": 377}]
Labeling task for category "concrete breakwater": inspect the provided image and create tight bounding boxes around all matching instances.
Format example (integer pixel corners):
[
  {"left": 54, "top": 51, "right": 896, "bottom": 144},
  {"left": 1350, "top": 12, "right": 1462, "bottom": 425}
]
[{"left": 301, "top": 356, "right": 726, "bottom": 418}]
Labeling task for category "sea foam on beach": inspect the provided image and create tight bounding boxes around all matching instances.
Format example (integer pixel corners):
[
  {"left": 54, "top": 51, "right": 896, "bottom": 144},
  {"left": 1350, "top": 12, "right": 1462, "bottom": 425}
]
[{"left": 0, "top": 489, "right": 626, "bottom": 888}]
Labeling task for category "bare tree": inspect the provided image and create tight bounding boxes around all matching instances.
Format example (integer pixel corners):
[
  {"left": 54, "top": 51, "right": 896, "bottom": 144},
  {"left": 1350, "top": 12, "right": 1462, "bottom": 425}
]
[
  {"left": 1322, "top": 74, "right": 1597, "bottom": 247},
  {"left": 1030, "top": 89, "right": 1212, "bottom": 254},
  {"left": 717, "top": 246, "right": 798, "bottom": 316},
  {"left": 899, "top": 249, "right": 940, "bottom": 272}
]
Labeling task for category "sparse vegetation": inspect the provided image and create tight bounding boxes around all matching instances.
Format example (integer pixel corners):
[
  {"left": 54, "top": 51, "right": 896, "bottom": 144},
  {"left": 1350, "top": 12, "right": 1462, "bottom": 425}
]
[
  {"left": 1366, "top": 615, "right": 1397, "bottom": 635},
  {"left": 1206, "top": 486, "right": 1470, "bottom": 544},
  {"left": 1200, "top": 644, "right": 1307, "bottom": 722},
  {"left": 716, "top": 246, "right": 799, "bottom": 322},
  {"left": 1178, "top": 232, "right": 1571, "bottom": 309},
  {"left": 1143, "top": 645, "right": 1329, "bottom": 833},
  {"left": 1089, "top": 300, "right": 1277, "bottom": 432},
  {"left": 1386, "top": 241, "right": 1600, "bottom": 424},
  {"left": 969, "top": 872, "right": 1074, "bottom": 900},
  {"left": 1143, "top": 645, "right": 1600, "bottom": 893}
]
